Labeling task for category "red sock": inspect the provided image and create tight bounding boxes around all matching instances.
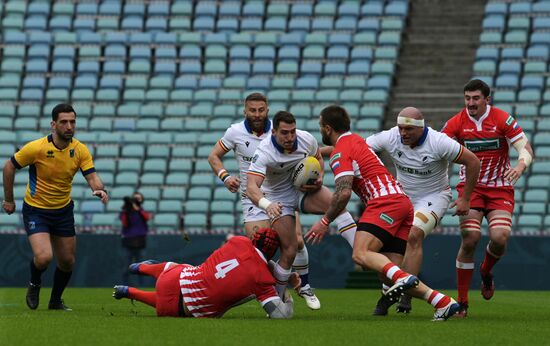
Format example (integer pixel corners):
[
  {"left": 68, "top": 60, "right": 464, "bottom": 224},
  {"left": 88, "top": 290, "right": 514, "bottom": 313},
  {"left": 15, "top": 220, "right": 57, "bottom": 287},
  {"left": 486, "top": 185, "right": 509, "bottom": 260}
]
[
  {"left": 382, "top": 263, "right": 409, "bottom": 283},
  {"left": 139, "top": 262, "right": 168, "bottom": 279},
  {"left": 480, "top": 248, "right": 499, "bottom": 276},
  {"left": 456, "top": 260, "right": 474, "bottom": 304},
  {"left": 128, "top": 287, "right": 157, "bottom": 307},
  {"left": 427, "top": 290, "right": 452, "bottom": 309}
]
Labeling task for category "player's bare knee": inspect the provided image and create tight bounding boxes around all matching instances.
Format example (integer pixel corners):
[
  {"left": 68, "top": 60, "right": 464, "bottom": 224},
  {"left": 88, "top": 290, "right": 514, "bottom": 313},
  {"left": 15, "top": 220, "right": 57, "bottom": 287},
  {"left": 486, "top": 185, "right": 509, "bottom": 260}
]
[
  {"left": 461, "top": 237, "right": 479, "bottom": 254},
  {"left": 490, "top": 231, "right": 510, "bottom": 247},
  {"left": 34, "top": 256, "right": 52, "bottom": 268},
  {"left": 34, "top": 251, "right": 53, "bottom": 267}
]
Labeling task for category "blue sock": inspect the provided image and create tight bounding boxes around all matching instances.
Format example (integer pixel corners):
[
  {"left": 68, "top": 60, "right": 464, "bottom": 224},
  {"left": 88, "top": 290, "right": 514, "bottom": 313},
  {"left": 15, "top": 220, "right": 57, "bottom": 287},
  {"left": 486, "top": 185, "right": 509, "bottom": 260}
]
[{"left": 300, "top": 273, "right": 309, "bottom": 287}]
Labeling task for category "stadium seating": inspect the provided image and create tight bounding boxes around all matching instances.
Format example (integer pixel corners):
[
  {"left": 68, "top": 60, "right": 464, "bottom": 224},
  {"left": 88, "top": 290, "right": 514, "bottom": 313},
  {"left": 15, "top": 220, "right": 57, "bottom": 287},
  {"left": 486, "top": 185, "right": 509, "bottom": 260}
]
[{"left": 0, "top": 0, "right": 411, "bottom": 233}]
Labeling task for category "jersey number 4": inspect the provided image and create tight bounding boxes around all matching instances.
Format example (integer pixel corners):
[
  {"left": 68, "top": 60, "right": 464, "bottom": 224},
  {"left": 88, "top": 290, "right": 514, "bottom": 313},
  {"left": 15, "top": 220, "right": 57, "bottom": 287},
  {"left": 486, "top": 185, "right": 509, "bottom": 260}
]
[{"left": 214, "top": 259, "right": 240, "bottom": 279}]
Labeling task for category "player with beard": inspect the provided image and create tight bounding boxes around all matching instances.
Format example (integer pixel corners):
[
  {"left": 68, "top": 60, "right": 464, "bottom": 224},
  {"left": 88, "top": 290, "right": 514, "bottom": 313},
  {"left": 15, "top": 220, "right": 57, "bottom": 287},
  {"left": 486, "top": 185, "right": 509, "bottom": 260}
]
[
  {"left": 2, "top": 103, "right": 109, "bottom": 311},
  {"left": 208, "top": 93, "right": 321, "bottom": 309},
  {"left": 365, "top": 107, "right": 479, "bottom": 315},
  {"left": 246, "top": 111, "right": 358, "bottom": 308},
  {"left": 306, "top": 105, "right": 460, "bottom": 321}
]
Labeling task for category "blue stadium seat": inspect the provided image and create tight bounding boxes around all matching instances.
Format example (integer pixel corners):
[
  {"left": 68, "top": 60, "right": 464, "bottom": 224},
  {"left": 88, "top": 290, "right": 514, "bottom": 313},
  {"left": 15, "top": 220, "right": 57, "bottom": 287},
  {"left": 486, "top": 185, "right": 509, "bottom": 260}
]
[
  {"left": 483, "top": 16, "right": 505, "bottom": 31},
  {"left": 485, "top": 2, "right": 507, "bottom": 16}
]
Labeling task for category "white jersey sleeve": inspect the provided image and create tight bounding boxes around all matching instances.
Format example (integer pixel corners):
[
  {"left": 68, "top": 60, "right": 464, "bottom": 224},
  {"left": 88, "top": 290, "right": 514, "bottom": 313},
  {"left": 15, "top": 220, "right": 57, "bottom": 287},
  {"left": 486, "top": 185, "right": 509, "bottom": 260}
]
[
  {"left": 365, "top": 129, "right": 393, "bottom": 152},
  {"left": 248, "top": 146, "right": 269, "bottom": 178},
  {"left": 219, "top": 126, "right": 237, "bottom": 152},
  {"left": 431, "top": 131, "right": 463, "bottom": 162}
]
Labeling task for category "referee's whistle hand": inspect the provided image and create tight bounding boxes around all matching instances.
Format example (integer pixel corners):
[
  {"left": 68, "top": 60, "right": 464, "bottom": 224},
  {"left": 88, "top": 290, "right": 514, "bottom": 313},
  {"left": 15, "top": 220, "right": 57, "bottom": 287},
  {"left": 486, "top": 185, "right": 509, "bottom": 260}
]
[
  {"left": 93, "top": 190, "right": 109, "bottom": 204},
  {"left": 2, "top": 201, "right": 15, "bottom": 215}
]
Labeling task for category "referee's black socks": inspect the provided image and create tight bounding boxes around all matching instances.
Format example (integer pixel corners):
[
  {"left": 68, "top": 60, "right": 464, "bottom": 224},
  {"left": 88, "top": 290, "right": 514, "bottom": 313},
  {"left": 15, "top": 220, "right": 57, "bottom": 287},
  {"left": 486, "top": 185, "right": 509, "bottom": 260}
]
[
  {"left": 50, "top": 267, "right": 72, "bottom": 303},
  {"left": 29, "top": 260, "right": 46, "bottom": 286}
]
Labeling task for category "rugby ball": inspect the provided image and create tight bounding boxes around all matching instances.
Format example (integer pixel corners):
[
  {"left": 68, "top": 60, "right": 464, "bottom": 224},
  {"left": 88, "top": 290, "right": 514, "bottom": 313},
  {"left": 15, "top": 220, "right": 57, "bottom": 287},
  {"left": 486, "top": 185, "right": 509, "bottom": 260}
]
[{"left": 292, "top": 156, "right": 321, "bottom": 188}]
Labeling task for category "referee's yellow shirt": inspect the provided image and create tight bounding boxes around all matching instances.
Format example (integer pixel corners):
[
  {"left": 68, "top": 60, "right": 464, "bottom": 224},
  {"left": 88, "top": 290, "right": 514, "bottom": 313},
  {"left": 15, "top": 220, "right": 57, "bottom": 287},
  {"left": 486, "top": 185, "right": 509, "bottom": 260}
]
[{"left": 11, "top": 134, "right": 95, "bottom": 209}]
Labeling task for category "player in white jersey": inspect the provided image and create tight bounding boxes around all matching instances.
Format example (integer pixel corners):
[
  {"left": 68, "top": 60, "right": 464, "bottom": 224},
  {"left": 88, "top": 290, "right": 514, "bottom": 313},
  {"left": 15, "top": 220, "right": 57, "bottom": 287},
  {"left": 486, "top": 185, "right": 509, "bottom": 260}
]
[
  {"left": 208, "top": 93, "right": 320, "bottom": 309},
  {"left": 365, "top": 107, "right": 480, "bottom": 315},
  {"left": 247, "top": 111, "right": 358, "bottom": 304}
]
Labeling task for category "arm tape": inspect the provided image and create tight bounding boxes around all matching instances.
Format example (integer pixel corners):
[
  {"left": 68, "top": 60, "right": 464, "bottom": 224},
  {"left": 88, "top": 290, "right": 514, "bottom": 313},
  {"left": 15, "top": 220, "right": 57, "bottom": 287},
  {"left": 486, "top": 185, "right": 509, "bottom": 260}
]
[
  {"left": 512, "top": 136, "right": 532, "bottom": 167},
  {"left": 258, "top": 197, "right": 272, "bottom": 210}
]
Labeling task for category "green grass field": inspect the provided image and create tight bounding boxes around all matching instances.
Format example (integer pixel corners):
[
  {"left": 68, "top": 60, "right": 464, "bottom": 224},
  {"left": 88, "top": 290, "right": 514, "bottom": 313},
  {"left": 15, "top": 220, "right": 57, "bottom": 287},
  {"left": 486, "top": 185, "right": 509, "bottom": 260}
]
[{"left": 2, "top": 288, "right": 549, "bottom": 345}]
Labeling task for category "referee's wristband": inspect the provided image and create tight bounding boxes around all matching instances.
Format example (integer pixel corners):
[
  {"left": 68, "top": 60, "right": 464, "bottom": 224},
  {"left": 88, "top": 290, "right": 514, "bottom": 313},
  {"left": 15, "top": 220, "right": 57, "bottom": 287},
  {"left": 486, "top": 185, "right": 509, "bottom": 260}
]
[
  {"left": 320, "top": 216, "right": 331, "bottom": 226},
  {"left": 258, "top": 197, "right": 272, "bottom": 210},
  {"left": 217, "top": 169, "right": 230, "bottom": 183}
]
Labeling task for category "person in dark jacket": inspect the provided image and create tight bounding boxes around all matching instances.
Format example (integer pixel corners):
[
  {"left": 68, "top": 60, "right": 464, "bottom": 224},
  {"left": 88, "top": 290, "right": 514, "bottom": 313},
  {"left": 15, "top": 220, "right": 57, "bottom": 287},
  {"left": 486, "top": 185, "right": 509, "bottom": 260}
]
[{"left": 119, "top": 192, "right": 151, "bottom": 285}]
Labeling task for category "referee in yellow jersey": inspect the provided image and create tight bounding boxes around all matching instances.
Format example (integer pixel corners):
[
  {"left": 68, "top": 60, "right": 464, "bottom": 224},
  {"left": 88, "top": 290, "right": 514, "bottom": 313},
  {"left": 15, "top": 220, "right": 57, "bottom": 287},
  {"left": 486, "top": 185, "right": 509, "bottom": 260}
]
[{"left": 2, "top": 104, "right": 109, "bottom": 311}]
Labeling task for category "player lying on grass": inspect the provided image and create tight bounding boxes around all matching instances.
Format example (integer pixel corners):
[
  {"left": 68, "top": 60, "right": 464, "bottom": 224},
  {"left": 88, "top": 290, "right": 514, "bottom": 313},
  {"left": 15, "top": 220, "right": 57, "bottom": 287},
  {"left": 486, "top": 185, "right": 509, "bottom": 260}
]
[{"left": 112, "top": 228, "right": 296, "bottom": 318}]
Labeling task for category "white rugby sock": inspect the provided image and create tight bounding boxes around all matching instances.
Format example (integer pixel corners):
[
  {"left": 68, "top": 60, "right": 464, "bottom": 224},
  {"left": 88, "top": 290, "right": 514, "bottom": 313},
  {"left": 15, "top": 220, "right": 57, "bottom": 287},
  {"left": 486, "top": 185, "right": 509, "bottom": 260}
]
[
  {"left": 273, "top": 263, "right": 291, "bottom": 299},
  {"left": 292, "top": 246, "right": 309, "bottom": 276},
  {"left": 334, "top": 212, "right": 357, "bottom": 248}
]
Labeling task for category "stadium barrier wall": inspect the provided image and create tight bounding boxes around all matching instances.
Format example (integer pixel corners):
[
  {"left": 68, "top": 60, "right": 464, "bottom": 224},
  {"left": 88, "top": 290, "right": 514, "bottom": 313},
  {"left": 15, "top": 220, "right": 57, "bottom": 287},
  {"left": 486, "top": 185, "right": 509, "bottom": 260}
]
[{"left": 0, "top": 234, "right": 548, "bottom": 289}]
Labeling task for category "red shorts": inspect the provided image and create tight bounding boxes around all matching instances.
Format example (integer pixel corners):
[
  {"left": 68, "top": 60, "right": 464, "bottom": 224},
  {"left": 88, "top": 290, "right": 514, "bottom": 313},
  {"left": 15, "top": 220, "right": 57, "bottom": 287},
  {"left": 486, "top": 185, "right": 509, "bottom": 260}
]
[
  {"left": 155, "top": 264, "right": 193, "bottom": 317},
  {"left": 359, "top": 194, "right": 413, "bottom": 242},
  {"left": 457, "top": 184, "right": 514, "bottom": 214}
]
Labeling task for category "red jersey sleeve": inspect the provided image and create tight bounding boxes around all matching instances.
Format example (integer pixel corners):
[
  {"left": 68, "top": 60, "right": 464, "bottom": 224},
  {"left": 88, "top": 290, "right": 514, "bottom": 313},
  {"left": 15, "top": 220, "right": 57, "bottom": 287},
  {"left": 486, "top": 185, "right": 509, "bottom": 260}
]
[
  {"left": 329, "top": 144, "right": 354, "bottom": 180},
  {"left": 499, "top": 112, "right": 524, "bottom": 143},
  {"left": 441, "top": 113, "right": 461, "bottom": 139}
]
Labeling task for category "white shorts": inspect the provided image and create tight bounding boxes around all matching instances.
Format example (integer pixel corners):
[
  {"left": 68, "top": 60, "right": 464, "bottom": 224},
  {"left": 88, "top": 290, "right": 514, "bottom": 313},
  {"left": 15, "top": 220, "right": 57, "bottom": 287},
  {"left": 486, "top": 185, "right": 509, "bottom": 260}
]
[
  {"left": 412, "top": 189, "right": 452, "bottom": 236},
  {"left": 242, "top": 199, "right": 270, "bottom": 223},
  {"left": 242, "top": 189, "right": 306, "bottom": 223}
]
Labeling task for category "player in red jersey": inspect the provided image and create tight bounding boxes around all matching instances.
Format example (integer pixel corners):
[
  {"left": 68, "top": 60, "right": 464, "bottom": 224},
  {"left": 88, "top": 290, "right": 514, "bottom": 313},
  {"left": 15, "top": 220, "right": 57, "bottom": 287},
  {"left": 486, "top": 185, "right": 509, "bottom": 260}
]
[
  {"left": 112, "top": 228, "right": 295, "bottom": 319},
  {"left": 442, "top": 79, "right": 534, "bottom": 316},
  {"left": 306, "top": 105, "right": 459, "bottom": 321}
]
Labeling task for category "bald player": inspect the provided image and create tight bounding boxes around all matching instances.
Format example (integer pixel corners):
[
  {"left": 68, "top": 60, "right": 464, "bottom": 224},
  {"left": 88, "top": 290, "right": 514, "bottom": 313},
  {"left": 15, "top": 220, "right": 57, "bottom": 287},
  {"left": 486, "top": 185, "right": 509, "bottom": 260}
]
[{"left": 365, "top": 107, "right": 480, "bottom": 315}]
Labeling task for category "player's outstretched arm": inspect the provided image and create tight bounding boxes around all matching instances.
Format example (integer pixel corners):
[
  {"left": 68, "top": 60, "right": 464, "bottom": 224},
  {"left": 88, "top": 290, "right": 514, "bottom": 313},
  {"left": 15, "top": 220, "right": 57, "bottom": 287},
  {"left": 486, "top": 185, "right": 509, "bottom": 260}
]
[
  {"left": 208, "top": 142, "right": 240, "bottom": 193},
  {"left": 450, "top": 147, "right": 480, "bottom": 215},
  {"left": 319, "top": 146, "right": 334, "bottom": 158},
  {"left": 85, "top": 172, "right": 109, "bottom": 204},
  {"left": 306, "top": 175, "right": 353, "bottom": 244},
  {"left": 2, "top": 159, "right": 16, "bottom": 214}
]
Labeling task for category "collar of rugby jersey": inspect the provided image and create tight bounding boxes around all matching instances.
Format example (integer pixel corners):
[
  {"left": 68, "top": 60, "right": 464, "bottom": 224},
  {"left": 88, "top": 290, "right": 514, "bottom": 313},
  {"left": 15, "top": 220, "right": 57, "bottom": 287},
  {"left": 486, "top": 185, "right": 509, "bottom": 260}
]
[
  {"left": 47, "top": 134, "right": 72, "bottom": 150},
  {"left": 271, "top": 134, "right": 298, "bottom": 153},
  {"left": 244, "top": 119, "right": 271, "bottom": 137},
  {"left": 400, "top": 126, "right": 429, "bottom": 147},
  {"left": 335, "top": 131, "right": 353, "bottom": 145},
  {"left": 466, "top": 105, "right": 492, "bottom": 131}
]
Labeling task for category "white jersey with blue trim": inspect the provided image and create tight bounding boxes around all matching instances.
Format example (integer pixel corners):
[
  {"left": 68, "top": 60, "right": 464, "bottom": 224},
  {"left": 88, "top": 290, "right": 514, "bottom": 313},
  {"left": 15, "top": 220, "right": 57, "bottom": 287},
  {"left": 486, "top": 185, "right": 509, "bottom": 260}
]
[
  {"left": 218, "top": 120, "right": 272, "bottom": 197},
  {"left": 248, "top": 130, "right": 319, "bottom": 196},
  {"left": 366, "top": 126, "right": 463, "bottom": 201}
]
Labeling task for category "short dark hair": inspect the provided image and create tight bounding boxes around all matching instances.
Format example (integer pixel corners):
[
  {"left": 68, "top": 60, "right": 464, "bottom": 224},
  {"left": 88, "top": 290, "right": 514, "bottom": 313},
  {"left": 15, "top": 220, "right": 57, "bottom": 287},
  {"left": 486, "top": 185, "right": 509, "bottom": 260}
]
[
  {"left": 245, "top": 92, "right": 268, "bottom": 104},
  {"left": 52, "top": 103, "right": 76, "bottom": 121},
  {"left": 320, "top": 105, "right": 351, "bottom": 133},
  {"left": 464, "top": 79, "right": 491, "bottom": 98},
  {"left": 272, "top": 111, "right": 296, "bottom": 129}
]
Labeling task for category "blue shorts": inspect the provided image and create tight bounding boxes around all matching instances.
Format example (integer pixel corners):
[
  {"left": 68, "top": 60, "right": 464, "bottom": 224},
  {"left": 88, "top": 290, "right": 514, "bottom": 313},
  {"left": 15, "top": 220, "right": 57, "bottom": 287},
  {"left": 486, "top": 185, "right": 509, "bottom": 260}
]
[{"left": 23, "top": 201, "right": 75, "bottom": 237}]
